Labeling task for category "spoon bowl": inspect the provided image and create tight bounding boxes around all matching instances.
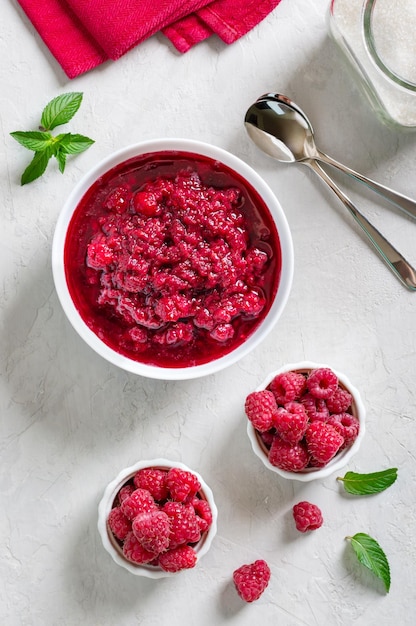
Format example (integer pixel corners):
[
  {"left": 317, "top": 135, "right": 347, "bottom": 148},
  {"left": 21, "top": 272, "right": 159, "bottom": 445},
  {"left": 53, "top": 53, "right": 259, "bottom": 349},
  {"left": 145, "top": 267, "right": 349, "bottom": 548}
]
[{"left": 245, "top": 97, "right": 317, "bottom": 163}]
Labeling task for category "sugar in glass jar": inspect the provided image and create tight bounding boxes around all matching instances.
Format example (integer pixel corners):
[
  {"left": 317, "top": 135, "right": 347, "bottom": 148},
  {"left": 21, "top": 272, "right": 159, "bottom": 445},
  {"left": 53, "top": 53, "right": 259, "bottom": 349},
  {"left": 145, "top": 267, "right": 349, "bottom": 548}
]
[{"left": 328, "top": 0, "right": 416, "bottom": 129}]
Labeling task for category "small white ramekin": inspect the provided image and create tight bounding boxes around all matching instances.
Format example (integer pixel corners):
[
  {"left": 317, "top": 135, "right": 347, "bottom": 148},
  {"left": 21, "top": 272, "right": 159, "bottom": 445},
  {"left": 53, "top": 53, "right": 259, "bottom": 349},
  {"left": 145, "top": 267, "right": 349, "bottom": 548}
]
[
  {"left": 246, "top": 361, "right": 366, "bottom": 482},
  {"left": 97, "top": 458, "right": 218, "bottom": 578}
]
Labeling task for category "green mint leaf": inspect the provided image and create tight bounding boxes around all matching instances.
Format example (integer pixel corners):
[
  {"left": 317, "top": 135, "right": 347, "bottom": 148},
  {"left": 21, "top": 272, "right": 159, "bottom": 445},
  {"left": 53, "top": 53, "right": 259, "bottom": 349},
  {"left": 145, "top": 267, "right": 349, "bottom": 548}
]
[
  {"left": 338, "top": 468, "right": 398, "bottom": 495},
  {"left": 54, "top": 149, "right": 67, "bottom": 174},
  {"left": 40, "top": 92, "right": 83, "bottom": 131},
  {"left": 346, "top": 533, "right": 391, "bottom": 593},
  {"left": 10, "top": 130, "right": 54, "bottom": 152},
  {"left": 57, "top": 133, "right": 95, "bottom": 155},
  {"left": 20, "top": 149, "right": 53, "bottom": 185},
  {"left": 11, "top": 92, "right": 94, "bottom": 184}
]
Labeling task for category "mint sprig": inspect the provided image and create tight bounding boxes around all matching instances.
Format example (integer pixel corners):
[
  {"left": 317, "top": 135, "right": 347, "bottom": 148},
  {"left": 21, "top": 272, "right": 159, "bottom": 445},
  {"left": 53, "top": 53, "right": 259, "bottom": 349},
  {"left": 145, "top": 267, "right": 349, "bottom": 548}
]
[
  {"left": 346, "top": 533, "right": 391, "bottom": 593},
  {"left": 337, "top": 468, "right": 398, "bottom": 495},
  {"left": 10, "top": 92, "right": 94, "bottom": 185}
]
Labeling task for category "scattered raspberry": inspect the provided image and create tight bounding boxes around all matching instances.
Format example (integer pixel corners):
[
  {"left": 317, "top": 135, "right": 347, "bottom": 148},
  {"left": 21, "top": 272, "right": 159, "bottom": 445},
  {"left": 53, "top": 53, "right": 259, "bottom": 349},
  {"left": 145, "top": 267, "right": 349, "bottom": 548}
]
[
  {"left": 162, "top": 501, "right": 201, "bottom": 548},
  {"left": 273, "top": 401, "right": 308, "bottom": 444},
  {"left": 301, "top": 393, "right": 330, "bottom": 422},
  {"left": 327, "top": 413, "right": 360, "bottom": 448},
  {"left": 268, "top": 437, "right": 309, "bottom": 472},
  {"left": 233, "top": 559, "right": 271, "bottom": 603},
  {"left": 133, "top": 468, "right": 169, "bottom": 501},
  {"left": 269, "top": 371, "right": 306, "bottom": 403},
  {"left": 306, "top": 368, "right": 338, "bottom": 399},
  {"left": 159, "top": 545, "right": 198, "bottom": 573},
  {"left": 108, "top": 506, "right": 132, "bottom": 541},
  {"left": 166, "top": 467, "right": 201, "bottom": 503},
  {"left": 123, "top": 531, "right": 156, "bottom": 564},
  {"left": 292, "top": 501, "right": 323, "bottom": 532},
  {"left": 191, "top": 497, "right": 213, "bottom": 533},
  {"left": 326, "top": 388, "right": 352, "bottom": 414},
  {"left": 120, "top": 488, "right": 157, "bottom": 520},
  {"left": 132, "top": 510, "right": 171, "bottom": 555},
  {"left": 305, "top": 421, "right": 344, "bottom": 464},
  {"left": 244, "top": 390, "right": 278, "bottom": 432}
]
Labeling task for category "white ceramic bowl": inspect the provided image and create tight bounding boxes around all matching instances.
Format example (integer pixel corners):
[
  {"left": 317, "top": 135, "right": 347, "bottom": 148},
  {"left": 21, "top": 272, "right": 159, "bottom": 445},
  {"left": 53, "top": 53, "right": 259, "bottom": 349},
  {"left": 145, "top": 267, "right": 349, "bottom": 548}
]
[
  {"left": 97, "top": 458, "right": 218, "bottom": 578},
  {"left": 246, "top": 361, "right": 366, "bottom": 482},
  {"left": 52, "top": 138, "right": 294, "bottom": 380}
]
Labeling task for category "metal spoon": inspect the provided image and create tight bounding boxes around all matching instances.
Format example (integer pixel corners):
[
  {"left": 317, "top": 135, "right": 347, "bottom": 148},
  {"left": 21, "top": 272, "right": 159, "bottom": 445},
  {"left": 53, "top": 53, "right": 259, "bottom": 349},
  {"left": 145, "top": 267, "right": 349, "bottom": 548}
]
[
  {"left": 247, "top": 93, "right": 416, "bottom": 219},
  {"left": 245, "top": 94, "right": 416, "bottom": 290}
]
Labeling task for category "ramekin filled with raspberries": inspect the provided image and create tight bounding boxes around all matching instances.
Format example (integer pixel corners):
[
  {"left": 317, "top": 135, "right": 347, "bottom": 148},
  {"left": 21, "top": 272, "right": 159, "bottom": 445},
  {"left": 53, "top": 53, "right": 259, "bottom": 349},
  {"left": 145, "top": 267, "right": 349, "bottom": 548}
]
[
  {"left": 98, "top": 459, "right": 218, "bottom": 577},
  {"left": 245, "top": 362, "right": 366, "bottom": 481}
]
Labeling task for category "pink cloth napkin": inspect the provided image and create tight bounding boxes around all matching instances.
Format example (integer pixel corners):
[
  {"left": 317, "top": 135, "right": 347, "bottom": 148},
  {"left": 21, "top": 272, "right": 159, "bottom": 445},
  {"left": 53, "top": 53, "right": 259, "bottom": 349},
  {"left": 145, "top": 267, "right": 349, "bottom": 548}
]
[{"left": 17, "top": 0, "right": 283, "bottom": 78}]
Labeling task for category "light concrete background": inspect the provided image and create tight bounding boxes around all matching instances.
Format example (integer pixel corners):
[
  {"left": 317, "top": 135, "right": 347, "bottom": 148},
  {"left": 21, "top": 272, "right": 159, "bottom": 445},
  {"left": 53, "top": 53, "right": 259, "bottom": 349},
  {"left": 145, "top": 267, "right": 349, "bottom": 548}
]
[{"left": 1, "top": 0, "right": 416, "bottom": 624}]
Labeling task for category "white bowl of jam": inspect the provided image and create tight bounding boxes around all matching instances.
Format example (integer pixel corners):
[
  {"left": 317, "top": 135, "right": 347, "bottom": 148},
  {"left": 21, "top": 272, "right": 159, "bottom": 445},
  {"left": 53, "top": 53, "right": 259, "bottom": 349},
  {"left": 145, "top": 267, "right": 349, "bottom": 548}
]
[{"left": 52, "top": 138, "right": 293, "bottom": 379}]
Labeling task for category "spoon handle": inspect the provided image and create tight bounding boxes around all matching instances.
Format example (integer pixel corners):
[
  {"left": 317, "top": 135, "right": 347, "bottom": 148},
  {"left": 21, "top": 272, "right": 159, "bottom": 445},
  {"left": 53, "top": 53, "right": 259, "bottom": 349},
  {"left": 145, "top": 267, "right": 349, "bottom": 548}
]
[
  {"left": 306, "top": 160, "right": 416, "bottom": 290},
  {"left": 316, "top": 151, "right": 416, "bottom": 220}
]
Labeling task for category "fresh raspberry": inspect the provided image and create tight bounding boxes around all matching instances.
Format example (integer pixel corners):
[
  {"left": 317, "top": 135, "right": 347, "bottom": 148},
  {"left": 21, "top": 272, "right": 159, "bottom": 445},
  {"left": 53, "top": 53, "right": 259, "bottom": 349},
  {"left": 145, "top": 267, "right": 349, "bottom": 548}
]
[
  {"left": 308, "top": 457, "right": 328, "bottom": 468},
  {"left": 162, "top": 501, "right": 201, "bottom": 548},
  {"left": 245, "top": 390, "right": 278, "bottom": 432},
  {"left": 191, "top": 497, "right": 213, "bottom": 533},
  {"left": 132, "top": 510, "right": 171, "bottom": 555},
  {"left": 259, "top": 429, "right": 275, "bottom": 448},
  {"left": 120, "top": 488, "right": 157, "bottom": 520},
  {"left": 292, "top": 501, "right": 323, "bottom": 532},
  {"left": 327, "top": 413, "right": 360, "bottom": 448},
  {"left": 269, "top": 371, "right": 306, "bottom": 404},
  {"left": 158, "top": 545, "right": 198, "bottom": 573},
  {"left": 166, "top": 467, "right": 201, "bottom": 503},
  {"left": 233, "top": 560, "right": 271, "bottom": 603},
  {"left": 325, "top": 388, "right": 352, "bottom": 414},
  {"left": 268, "top": 436, "right": 309, "bottom": 472},
  {"left": 122, "top": 531, "right": 156, "bottom": 564},
  {"left": 305, "top": 421, "right": 344, "bottom": 464},
  {"left": 300, "top": 393, "right": 330, "bottom": 422},
  {"left": 133, "top": 468, "right": 169, "bottom": 502},
  {"left": 108, "top": 506, "right": 132, "bottom": 541},
  {"left": 117, "top": 484, "right": 135, "bottom": 503},
  {"left": 273, "top": 401, "right": 309, "bottom": 444},
  {"left": 306, "top": 368, "right": 338, "bottom": 399}
]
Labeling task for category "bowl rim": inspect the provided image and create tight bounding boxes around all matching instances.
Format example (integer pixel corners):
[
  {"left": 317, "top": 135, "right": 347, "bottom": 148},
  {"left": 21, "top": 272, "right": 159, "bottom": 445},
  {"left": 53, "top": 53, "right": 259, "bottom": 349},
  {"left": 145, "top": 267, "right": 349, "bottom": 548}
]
[
  {"left": 52, "top": 138, "right": 294, "bottom": 380},
  {"left": 97, "top": 458, "right": 218, "bottom": 578},
  {"left": 246, "top": 361, "right": 366, "bottom": 482}
]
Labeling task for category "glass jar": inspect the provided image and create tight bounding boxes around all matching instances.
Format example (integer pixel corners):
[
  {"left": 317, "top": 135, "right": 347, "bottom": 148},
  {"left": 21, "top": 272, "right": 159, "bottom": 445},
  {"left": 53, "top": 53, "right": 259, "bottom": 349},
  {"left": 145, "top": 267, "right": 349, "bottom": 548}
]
[{"left": 328, "top": 0, "right": 416, "bottom": 129}]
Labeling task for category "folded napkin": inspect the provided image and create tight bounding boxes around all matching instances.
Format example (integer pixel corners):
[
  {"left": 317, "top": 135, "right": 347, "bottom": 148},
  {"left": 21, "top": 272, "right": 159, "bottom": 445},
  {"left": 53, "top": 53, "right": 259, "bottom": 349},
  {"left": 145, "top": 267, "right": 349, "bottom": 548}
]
[{"left": 17, "top": 0, "right": 283, "bottom": 79}]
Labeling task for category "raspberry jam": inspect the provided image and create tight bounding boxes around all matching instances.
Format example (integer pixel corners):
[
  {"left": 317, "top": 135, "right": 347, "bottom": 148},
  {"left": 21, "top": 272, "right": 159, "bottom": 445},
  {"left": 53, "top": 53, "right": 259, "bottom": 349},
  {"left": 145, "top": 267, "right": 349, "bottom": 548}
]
[{"left": 64, "top": 151, "right": 281, "bottom": 368}]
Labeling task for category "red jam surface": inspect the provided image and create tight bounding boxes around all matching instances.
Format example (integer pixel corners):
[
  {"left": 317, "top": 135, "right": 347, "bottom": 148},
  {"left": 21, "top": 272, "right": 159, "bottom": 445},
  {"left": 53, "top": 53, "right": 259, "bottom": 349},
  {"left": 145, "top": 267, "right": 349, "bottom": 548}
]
[{"left": 64, "top": 151, "right": 282, "bottom": 367}]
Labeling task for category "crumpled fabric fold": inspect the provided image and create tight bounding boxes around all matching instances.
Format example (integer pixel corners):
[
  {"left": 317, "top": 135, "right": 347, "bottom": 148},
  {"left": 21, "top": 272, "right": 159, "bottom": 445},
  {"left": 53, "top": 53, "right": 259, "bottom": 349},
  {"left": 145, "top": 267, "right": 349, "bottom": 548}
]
[{"left": 17, "top": 0, "right": 283, "bottom": 78}]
